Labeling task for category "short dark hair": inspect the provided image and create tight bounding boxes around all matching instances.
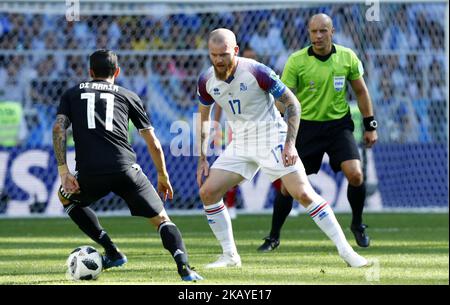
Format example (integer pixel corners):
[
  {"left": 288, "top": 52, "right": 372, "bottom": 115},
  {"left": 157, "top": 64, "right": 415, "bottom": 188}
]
[{"left": 89, "top": 49, "right": 119, "bottom": 78}]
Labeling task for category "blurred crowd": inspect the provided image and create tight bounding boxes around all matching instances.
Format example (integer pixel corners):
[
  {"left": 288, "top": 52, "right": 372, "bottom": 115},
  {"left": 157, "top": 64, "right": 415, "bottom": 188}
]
[{"left": 0, "top": 3, "right": 447, "bottom": 147}]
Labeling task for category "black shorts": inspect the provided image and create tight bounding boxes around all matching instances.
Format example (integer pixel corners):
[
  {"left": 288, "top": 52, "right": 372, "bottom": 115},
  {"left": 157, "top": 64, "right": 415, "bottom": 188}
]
[
  {"left": 59, "top": 164, "right": 163, "bottom": 218},
  {"left": 296, "top": 112, "right": 361, "bottom": 174}
]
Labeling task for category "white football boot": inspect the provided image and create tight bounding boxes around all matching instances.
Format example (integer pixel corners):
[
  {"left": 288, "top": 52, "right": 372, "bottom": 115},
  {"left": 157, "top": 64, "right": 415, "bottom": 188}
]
[
  {"left": 205, "top": 253, "right": 242, "bottom": 268},
  {"left": 339, "top": 249, "right": 370, "bottom": 268}
]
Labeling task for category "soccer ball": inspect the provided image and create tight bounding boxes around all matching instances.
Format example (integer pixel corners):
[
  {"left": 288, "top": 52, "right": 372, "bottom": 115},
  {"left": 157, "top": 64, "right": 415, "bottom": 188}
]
[{"left": 66, "top": 246, "right": 103, "bottom": 280}]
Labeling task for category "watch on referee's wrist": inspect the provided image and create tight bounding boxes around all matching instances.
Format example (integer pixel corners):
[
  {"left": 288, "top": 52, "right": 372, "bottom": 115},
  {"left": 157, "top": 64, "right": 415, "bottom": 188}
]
[{"left": 363, "top": 116, "right": 378, "bottom": 131}]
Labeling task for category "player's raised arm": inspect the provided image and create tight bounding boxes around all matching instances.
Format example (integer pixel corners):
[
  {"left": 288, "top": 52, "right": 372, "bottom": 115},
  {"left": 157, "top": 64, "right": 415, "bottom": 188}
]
[
  {"left": 196, "top": 104, "right": 212, "bottom": 187},
  {"left": 276, "top": 89, "right": 301, "bottom": 167},
  {"left": 52, "top": 114, "right": 80, "bottom": 194},
  {"left": 139, "top": 128, "right": 173, "bottom": 200}
]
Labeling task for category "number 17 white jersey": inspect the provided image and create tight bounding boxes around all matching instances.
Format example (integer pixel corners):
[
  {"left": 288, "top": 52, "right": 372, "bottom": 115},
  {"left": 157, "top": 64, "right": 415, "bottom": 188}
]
[{"left": 197, "top": 57, "right": 288, "bottom": 145}]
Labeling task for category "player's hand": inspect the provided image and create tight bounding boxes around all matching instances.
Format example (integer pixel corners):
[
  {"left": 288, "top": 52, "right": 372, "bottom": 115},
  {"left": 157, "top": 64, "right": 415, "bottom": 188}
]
[
  {"left": 364, "top": 130, "right": 378, "bottom": 148},
  {"left": 61, "top": 172, "right": 80, "bottom": 194},
  {"left": 157, "top": 173, "right": 173, "bottom": 201},
  {"left": 197, "top": 158, "right": 210, "bottom": 187},
  {"left": 282, "top": 142, "right": 298, "bottom": 167}
]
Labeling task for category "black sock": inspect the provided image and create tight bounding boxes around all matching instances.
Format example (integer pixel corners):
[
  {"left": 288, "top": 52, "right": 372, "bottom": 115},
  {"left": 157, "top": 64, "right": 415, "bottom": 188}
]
[
  {"left": 269, "top": 191, "right": 294, "bottom": 240},
  {"left": 159, "top": 221, "right": 189, "bottom": 274},
  {"left": 347, "top": 183, "right": 366, "bottom": 227},
  {"left": 65, "top": 204, "right": 118, "bottom": 255}
]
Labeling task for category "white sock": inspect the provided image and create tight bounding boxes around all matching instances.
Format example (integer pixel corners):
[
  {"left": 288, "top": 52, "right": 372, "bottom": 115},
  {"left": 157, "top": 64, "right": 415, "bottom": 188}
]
[
  {"left": 204, "top": 200, "right": 238, "bottom": 255},
  {"left": 306, "top": 199, "right": 353, "bottom": 255}
]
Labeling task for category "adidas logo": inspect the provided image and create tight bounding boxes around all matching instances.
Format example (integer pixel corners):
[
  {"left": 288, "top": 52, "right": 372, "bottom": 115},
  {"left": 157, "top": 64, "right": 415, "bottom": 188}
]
[{"left": 173, "top": 249, "right": 185, "bottom": 257}]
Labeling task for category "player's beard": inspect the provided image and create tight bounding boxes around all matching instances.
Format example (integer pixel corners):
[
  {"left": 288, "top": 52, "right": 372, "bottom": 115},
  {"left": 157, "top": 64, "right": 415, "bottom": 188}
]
[{"left": 213, "top": 59, "right": 235, "bottom": 81}]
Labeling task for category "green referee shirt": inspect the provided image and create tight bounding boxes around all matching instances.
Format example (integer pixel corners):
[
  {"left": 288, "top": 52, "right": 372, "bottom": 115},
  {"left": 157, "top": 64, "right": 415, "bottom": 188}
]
[{"left": 281, "top": 44, "right": 364, "bottom": 121}]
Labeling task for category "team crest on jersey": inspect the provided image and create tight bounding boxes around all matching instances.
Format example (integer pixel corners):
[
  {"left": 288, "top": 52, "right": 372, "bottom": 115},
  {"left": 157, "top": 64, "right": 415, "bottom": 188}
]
[
  {"left": 333, "top": 76, "right": 345, "bottom": 91},
  {"left": 240, "top": 83, "right": 248, "bottom": 91},
  {"left": 213, "top": 88, "right": 220, "bottom": 95}
]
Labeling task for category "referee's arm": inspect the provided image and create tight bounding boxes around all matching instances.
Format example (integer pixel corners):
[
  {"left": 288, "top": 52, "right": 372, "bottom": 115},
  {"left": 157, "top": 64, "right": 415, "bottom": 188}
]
[{"left": 350, "top": 78, "right": 378, "bottom": 148}]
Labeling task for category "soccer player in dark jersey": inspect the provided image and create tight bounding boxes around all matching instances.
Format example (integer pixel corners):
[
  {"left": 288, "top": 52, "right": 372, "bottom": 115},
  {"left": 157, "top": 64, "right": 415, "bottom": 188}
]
[
  {"left": 258, "top": 14, "right": 378, "bottom": 252},
  {"left": 52, "top": 49, "right": 202, "bottom": 281}
]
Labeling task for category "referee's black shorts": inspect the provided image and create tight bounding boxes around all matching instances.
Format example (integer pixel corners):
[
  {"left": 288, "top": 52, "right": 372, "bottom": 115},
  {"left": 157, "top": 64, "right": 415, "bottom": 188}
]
[
  {"left": 58, "top": 164, "right": 164, "bottom": 218},
  {"left": 296, "top": 111, "right": 361, "bottom": 175}
]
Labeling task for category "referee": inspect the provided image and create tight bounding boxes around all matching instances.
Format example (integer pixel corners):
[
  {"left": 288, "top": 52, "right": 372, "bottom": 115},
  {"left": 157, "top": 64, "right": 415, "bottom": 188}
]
[{"left": 258, "top": 13, "right": 378, "bottom": 252}]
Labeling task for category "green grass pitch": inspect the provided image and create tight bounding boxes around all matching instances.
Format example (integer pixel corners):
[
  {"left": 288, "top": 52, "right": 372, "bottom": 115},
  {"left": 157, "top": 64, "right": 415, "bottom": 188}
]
[{"left": 0, "top": 213, "right": 448, "bottom": 285}]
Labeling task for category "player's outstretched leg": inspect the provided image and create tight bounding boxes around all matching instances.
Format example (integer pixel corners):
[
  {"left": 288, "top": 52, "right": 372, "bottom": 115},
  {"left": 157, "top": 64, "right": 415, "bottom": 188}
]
[
  {"left": 257, "top": 188, "right": 293, "bottom": 252},
  {"left": 199, "top": 169, "right": 243, "bottom": 268},
  {"left": 281, "top": 172, "right": 369, "bottom": 268},
  {"left": 150, "top": 211, "right": 203, "bottom": 281},
  {"left": 58, "top": 190, "right": 127, "bottom": 270}
]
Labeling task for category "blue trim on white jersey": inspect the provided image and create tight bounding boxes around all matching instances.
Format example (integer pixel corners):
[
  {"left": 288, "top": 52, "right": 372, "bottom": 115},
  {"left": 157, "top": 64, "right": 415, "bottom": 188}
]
[
  {"left": 197, "top": 69, "right": 215, "bottom": 105},
  {"left": 244, "top": 60, "right": 287, "bottom": 99}
]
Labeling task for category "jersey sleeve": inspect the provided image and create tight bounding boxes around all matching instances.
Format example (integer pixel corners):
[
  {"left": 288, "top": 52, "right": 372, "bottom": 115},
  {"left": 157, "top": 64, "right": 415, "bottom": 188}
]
[
  {"left": 348, "top": 50, "right": 364, "bottom": 80},
  {"left": 57, "top": 90, "right": 71, "bottom": 119},
  {"left": 128, "top": 94, "right": 153, "bottom": 131},
  {"left": 280, "top": 54, "right": 298, "bottom": 90},
  {"left": 197, "top": 73, "right": 215, "bottom": 106},
  {"left": 252, "top": 63, "right": 286, "bottom": 99}
]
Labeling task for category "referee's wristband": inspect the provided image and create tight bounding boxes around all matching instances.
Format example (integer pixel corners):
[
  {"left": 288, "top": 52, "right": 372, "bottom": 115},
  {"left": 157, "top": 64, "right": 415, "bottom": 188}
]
[{"left": 363, "top": 116, "right": 378, "bottom": 131}]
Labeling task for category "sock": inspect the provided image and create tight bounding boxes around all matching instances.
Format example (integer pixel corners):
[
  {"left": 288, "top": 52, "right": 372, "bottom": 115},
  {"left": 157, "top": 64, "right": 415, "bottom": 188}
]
[
  {"left": 306, "top": 199, "right": 353, "bottom": 255},
  {"left": 347, "top": 184, "right": 366, "bottom": 227},
  {"left": 65, "top": 204, "right": 117, "bottom": 255},
  {"left": 269, "top": 190, "right": 293, "bottom": 240},
  {"left": 204, "top": 200, "right": 237, "bottom": 255},
  {"left": 158, "top": 221, "right": 189, "bottom": 273}
]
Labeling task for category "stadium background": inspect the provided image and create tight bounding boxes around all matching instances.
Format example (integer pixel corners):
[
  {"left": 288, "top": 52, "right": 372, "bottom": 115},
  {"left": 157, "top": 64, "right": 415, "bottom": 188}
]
[{"left": 0, "top": 0, "right": 448, "bottom": 217}]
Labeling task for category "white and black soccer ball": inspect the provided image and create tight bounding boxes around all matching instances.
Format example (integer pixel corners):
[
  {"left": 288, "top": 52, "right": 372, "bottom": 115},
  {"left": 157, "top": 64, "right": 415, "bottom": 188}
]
[{"left": 66, "top": 246, "right": 103, "bottom": 280}]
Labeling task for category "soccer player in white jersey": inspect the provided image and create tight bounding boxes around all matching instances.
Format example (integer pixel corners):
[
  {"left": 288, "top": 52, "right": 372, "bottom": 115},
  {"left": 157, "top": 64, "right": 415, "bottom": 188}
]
[{"left": 196, "top": 28, "right": 369, "bottom": 268}]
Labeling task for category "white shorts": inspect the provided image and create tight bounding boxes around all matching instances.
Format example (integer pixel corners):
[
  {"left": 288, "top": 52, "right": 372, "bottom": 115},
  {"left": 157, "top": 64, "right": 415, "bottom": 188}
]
[{"left": 211, "top": 140, "right": 305, "bottom": 182}]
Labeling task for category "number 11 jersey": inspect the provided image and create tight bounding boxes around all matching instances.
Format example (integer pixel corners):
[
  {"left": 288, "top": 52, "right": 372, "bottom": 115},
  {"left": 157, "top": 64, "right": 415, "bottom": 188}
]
[{"left": 57, "top": 80, "right": 152, "bottom": 175}]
